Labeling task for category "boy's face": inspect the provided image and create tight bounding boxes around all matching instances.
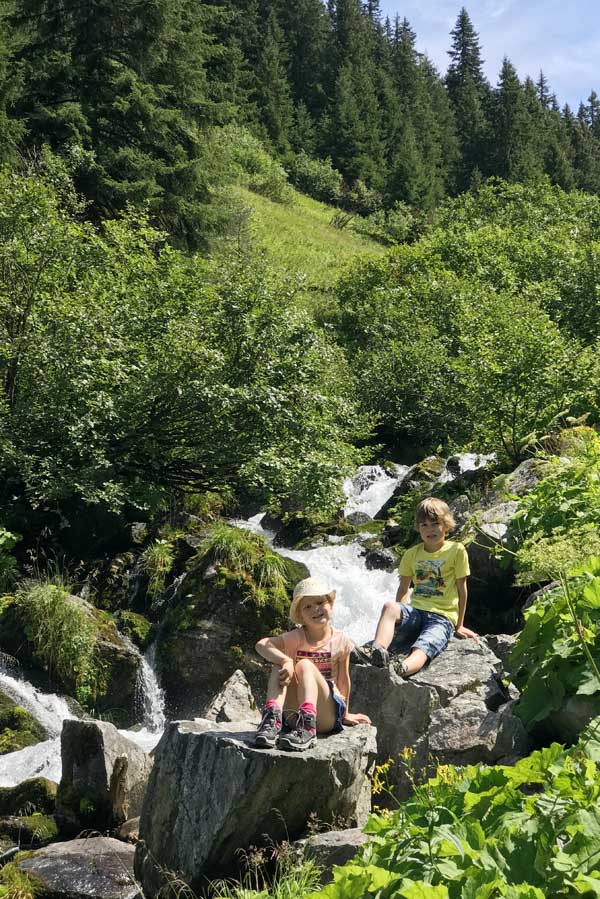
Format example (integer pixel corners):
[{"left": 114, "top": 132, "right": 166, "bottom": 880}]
[
  {"left": 417, "top": 517, "right": 447, "bottom": 549},
  {"left": 299, "top": 595, "right": 333, "bottom": 627}
]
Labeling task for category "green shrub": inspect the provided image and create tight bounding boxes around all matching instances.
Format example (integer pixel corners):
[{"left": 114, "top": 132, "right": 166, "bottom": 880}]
[
  {"left": 509, "top": 557, "right": 600, "bottom": 728},
  {"left": 211, "top": 125, "right": 294, "bottom": 203},
  {"left": 313, "top": 719, "right": 600, "bottom": 898},
  {"left": 352, "top": 201, "right": 418, "bottom": 246},
  {"left": 15, "top": 579, "right": 98, "bottom": 703},
  {"left": 199, "top": 523, "right": 263, "bottom": 573},
  {"left": 0, "top": 861, "right": 42, "bottom": 899},
  {"left": 0, "top": 529, "right": 18, "bottom": 592},
  {"left": 286, "top": 152, "right": 343, "bottom": 204},
  {"left": 116, "top": 610, "right": 152, "bottom": 649},
  {"left": 515, "top": 526, "right": 600, "bottom": 586}
]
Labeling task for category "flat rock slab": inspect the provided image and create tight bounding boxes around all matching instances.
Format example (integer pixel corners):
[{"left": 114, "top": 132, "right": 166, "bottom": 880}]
[
  {"left": 18, "top": 837, "right": 141, "bottom": 899},
  {"left": 135, "top": 719, "right": 377, "bottom": 893}
]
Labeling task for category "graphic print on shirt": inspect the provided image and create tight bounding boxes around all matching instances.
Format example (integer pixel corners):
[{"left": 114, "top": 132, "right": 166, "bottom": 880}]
[{"left": 413, "top": 559, "right": 445, "bottom": 598}]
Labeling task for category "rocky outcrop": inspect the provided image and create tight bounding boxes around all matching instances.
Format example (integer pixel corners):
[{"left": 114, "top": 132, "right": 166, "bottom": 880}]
[
  {"left": 57, "top": 720, "right": 152, "bottom": 829},
  {"left": 375, "top": 455, "right": 445, "bottom": 520},
  {"left": 351, "top": 639, "right": 530, "bottom": 798},
  {"left": 135, "top": 719, "right": 377, "bottom": 892},
  {"left": 201, "top": 669, "right": 259, "bottom": 723},
  {"left": 18, "top": 837, "right": 140, "bottom": 899}
]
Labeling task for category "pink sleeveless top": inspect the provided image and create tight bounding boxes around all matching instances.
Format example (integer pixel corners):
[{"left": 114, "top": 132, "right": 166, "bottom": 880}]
[{"left": 280, "top": 627, "right": 354, "bottom": 688}]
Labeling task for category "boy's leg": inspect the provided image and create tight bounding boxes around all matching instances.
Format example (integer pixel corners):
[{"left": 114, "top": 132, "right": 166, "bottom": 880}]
[
  {"left": 402, "top": 613, "right": 454, "bottom": 677},
  {"left": 373, "top": 600, "right": 403, "bottom": 650}
]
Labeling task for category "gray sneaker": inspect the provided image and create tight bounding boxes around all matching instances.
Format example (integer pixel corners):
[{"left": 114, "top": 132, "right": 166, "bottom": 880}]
[
  {"left": 278, "top": 709, "right": 317, "bottom": 751},
  {"left": 254, "top": 705, "right": 282, "bottom": 748},
  {"left": 371, "top": 645, "right": 390, "bottom": 668}
]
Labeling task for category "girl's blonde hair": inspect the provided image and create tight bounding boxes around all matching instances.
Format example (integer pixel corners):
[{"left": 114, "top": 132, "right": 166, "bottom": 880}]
[{"left": 415, "top": 497, "right": 455, "bottom": 532}]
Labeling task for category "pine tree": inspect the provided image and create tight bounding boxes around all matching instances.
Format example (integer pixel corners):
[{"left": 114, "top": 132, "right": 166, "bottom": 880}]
[
  {"left": 588, "top": 91, "right": 600, "bottom": 138},
  {"left": 490, "top": 58, "right": 542, "bottom": 183},
  {"left": 10, "top": 0, "right": 224, "bottom": 248},
  {"left": 536, "top": 70, "right": 551, "bottom": 108},
  {"left": 255, "top": 8, "right": 294, "bottom": 153},
  {"left": 445, "top": 8, "right": 489, "bottom": 189},
  {"left": 280, "top": 0, "right": 329, "bottom": 119},
  {"left": 0, "top": 11, "right": 23, "bottom": 164}
]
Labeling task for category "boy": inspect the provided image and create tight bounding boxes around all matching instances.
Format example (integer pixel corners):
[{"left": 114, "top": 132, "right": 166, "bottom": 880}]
[{"left": 371, "top": 497, "right": 479, "bottom": 674}]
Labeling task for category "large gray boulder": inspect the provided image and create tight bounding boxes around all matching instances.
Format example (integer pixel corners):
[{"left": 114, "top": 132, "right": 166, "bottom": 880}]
[
  {"left": 351, "top": 639, "right": 530, "bottom": 798},
  {"left": 57, "top": 720, "right": 153, "bottom": 829},
  {"left": 18, "top": 837, "right": 140, "bottom": 899},
  {"left": 135, "top": 719, "right": 377, "bottom": 892}
]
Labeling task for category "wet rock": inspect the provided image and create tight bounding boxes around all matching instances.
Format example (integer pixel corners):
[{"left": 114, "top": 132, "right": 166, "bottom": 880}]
[
  {"left": 200, "top": 669, "right": 259, "bottom": 724},
  {"left": 345, "top": 511, "right": 372, "bottom": 527},
  {"left": 365, "top": 547, "right": 399, "bottom": 572},
  {"left": 58, "top": 720, "right": 152, "bottom": 829},
  {"left": 0, "top": 778, "right": 57, "bottom": 816},
  {"left": 135, "top": 719, "right": 377, "bottom": 892},
  {"left": 18, "top": 836, "right": 140, "bottom": 899},
  {"left": 351, "top": 639, "right": 530, "bottom": 798},
  {"left": 301, "top": 829, "right": 368, "bottom": 883}
]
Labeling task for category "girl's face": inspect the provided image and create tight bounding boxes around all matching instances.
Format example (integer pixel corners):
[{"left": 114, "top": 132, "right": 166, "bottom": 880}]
[{"left": 299, "top": 595, "right": 333, "bottom": 628}]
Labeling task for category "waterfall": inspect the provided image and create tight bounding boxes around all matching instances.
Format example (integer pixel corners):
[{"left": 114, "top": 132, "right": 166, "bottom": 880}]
[
  {"left": 343, "top": 464, "right": 409, "bottom": 518},
  {"left": 134, "top": 642, "right": 166, "bottom": 735},
  {"left": 0, "top": 662, "right": 77, "bottom": 787}
]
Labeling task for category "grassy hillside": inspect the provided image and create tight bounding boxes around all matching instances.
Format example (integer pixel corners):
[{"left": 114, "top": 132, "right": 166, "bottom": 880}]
[{"left": 237, "top": 187, "right": 384, "bottom": 292}]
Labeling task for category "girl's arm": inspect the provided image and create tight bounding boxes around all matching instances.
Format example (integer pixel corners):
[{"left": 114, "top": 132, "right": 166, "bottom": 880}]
[
  {"left": 338, "top": 651, "right": 371, "bottom": 726},
  {"left": 255, "top": 634, "right": 295, "bottom": 686},
  {"left": 454, "top": 578, "right": 479, "bottom": 642}
]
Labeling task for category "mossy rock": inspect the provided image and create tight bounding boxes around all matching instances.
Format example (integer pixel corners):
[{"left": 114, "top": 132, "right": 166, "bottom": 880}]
[
  {"left": 0, "top": 779, "right": 57, "bottom": 817},
  {"left": 555, "top": 425, "right": 600, "bottom": 456},
  {"left": 0, "top": 813, "right": 59, "bottom": 847},
  {"left": 414, "top": 455, "right": 446, "bottom": 479},
  {"left": 0, "top": 690, "right": 47, "bottom": 755},
  {"left": 115, "top": 611, "right": 152, "bottom": 650}
]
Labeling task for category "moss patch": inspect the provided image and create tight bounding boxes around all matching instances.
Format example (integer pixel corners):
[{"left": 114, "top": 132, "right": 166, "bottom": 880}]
[
  {"left": 116, "top": 610, "right": 152, "bottom": 650},
  {"left": 0, "top": 780, "right": 56, "bottom": 817},
  {"left": 0, "top": 692, "right": 46, "bottom": 755},
  {"left": 0, "top": 813, "right": 59, "bottom": 847}
]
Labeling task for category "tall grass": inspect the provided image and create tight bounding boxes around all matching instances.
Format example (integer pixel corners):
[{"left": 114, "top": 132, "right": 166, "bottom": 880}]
[
  {"left": 199, "top": 524, "right": 290, "bottom": 592},
  {"left": 15, "top": 578, "right": 98, "bottom": 702}
]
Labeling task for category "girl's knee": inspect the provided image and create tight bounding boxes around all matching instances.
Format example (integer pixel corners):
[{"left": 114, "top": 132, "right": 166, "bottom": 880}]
[{"left": 294, "top": 657, "right": 317, "bottom": 679}]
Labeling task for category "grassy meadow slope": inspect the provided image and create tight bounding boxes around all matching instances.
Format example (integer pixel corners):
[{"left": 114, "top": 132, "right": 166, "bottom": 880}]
[{"left": 236, "top": 186, "right": 385, "bottom": 293}]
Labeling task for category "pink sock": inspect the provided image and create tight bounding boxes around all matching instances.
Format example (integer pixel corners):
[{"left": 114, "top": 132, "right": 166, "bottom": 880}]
[
  {"left": 299, "top": 702, "right": 317, "bottom": 717},
  {"left": 265, "top": 699, "right": 281, "bottom": 711}
]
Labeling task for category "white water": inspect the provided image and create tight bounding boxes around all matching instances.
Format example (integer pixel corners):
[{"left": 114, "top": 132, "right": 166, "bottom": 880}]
[
  {"left": 438, "top": 452, "right": 496, "bottom": 484},
  {"left": 0, "top": 640, "right": 166, "bottom": 787},
  {"left": 343, "top": 464, "right": 410, "bottom": 519}
]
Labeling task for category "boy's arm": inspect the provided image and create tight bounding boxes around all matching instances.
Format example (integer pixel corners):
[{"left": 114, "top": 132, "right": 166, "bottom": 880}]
[
  {"left": 454, "top": 577, "right": 479, "bottom": 642},
  {"left": 395, "top": 575, "right": 412, "bottom": 604},
  {"left": 338, "top": 652, "right": 371, "bottom": 726}
]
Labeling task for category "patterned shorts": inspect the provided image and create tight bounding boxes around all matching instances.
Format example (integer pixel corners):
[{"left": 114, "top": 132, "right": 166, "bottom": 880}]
[{"left": 390, "top": 605, "right": 454, "bottom": 660}]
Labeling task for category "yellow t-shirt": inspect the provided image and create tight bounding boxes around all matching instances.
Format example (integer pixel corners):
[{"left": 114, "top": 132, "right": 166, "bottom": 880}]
[{"left": 399, "top": 540, "right": 470, "bottom": 626}]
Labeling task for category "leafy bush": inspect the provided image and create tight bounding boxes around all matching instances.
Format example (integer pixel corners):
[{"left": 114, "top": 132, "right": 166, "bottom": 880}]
[
  {"left": 15, "top": 580, "right": 99, "bottom": 703},
  {"left": 352, "top": 201, "right": 418, "bottom": 246},
  {"left": 286, "top": 152, "right": 343, "bottom": 204},
  {"left": 313, "top": 721, "right": 600, "bottom": 898},
  {"left": 509, "top": 558, "right": 600, "bottom": 728},
  {"left": 515, "top": 526, "right": 600, "bottom": 586},
  {"left": 211, "top": 125, "right": 294, "bottom": 203},
  {"left": 0, "top": 529, "right": 18, "bottom": 592}
]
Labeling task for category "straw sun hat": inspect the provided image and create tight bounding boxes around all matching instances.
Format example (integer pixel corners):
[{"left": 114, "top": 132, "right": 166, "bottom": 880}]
[{"left": 290, "top": 576, "right": 335, "bottom": 625}]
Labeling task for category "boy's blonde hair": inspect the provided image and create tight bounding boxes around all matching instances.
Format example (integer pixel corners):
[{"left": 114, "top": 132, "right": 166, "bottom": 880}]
[{"left": 415, "top": 497, "right": 455, "bottom": 532}]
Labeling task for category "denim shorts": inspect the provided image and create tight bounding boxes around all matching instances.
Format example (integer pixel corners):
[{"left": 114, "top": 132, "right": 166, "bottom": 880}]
[
  {"left": 328, "top": 680, "right": 346, "bottom": 733},
  {"left": 390, "top": 605, "right": 454, "bottom": 660}
]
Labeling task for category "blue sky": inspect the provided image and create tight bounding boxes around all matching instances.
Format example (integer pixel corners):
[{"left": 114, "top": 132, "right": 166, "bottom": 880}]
[{"left": 380, "top": 1, "right": 600, "bottom": 110}]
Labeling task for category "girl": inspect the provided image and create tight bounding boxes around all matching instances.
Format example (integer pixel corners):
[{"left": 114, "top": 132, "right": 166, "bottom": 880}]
[{"left": 254, "top": 576, "right": 371, "bottom": 751}]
